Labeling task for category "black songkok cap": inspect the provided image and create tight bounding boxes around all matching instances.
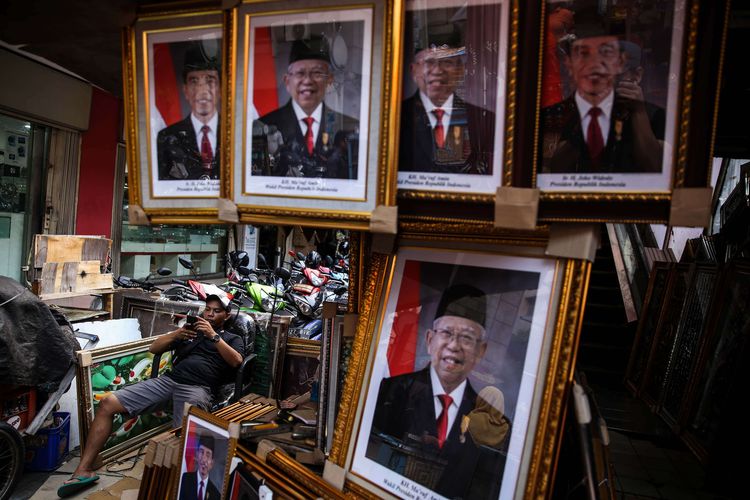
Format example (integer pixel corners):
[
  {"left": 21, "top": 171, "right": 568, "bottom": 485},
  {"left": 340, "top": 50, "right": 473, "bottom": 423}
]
[
  {"left": 182, "top": 41, "right": 221, "bottom": 82},
  {"left": 434, "top": 284, "right": 487, "bottom": 328},
  {"left": 198, "top": 433, "right": 215, "bottom": 452},
  {"left": 414, "top": 24, "right": 465, "bottom": 55},
  {"left": 288, "top": 35, "right": 331, "bottom": 65}
]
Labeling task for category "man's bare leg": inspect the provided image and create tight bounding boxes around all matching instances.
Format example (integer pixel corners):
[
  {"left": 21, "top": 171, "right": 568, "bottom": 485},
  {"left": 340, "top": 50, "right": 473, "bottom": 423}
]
[{"left": 68, "top": 395, "right": 127, "bottom": 479}]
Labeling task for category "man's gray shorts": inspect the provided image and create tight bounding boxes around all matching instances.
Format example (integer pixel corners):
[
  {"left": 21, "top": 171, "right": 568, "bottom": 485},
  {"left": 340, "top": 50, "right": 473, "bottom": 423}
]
[{"left": 113, "top": 376, "right": 212, "bottom": 428}]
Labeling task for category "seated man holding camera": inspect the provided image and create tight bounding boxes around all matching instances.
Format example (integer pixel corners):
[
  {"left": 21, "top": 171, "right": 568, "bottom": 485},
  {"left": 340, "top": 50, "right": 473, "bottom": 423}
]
[{"left": 58, "top": 294, "right": 243, "bottom": 497}]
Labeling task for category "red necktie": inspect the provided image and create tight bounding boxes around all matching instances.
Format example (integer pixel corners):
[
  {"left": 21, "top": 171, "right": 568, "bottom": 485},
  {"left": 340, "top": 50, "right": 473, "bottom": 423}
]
[
  {"left": 432, "top": 108, "right": 445, "bottom": 148},
  {"left": 197, "top": 480, "right": 204, "bottom": 500},
  {"left": 586, "top": 107, "right": 604, "bottom": 167},
  {"left": 200, "top": 125, "right": 213, "bottom": 172},
  {"left": 303, "top": 117, "right": 315, "bottom": 155},
  {"left": 436, "top": 394, "right": 453, "bottom": 448}
]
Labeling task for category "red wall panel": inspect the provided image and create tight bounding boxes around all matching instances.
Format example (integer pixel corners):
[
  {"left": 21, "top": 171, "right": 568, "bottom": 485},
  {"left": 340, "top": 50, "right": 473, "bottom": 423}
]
[{"left": 75, "top": 87, "right": 120, "bottom": 238}]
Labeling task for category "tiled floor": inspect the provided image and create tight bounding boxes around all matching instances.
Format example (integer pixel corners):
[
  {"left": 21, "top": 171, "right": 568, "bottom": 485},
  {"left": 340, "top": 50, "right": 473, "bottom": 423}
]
[
  {"left": 592, "top": 384, "right": 729, "bottom": 500},
  {"left": 10, "top": 449, "right": 144, "bottom": 500},
  {"left": 608, "top": 430, "right": 721, "bottom": 499}
]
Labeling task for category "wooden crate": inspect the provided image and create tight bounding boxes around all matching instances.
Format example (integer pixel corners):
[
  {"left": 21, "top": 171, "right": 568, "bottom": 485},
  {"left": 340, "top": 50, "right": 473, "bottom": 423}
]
[{"left": 32, "top": 235, "right": 114, "bottom": 300}]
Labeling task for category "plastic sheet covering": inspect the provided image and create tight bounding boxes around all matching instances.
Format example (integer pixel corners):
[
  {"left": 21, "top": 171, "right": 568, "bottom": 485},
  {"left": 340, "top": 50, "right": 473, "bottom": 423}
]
[{"left": 0, "top": 276, "right": 78, "bottom": 390}]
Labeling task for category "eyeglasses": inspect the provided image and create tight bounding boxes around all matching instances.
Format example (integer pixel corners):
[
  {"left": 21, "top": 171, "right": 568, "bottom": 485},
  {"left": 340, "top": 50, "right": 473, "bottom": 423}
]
[
  {"left": 287, "top": 69, "right": 330, "bottom": 81},
  {"left": 432, "top": 328, "right": 482, "bottom": 348}
]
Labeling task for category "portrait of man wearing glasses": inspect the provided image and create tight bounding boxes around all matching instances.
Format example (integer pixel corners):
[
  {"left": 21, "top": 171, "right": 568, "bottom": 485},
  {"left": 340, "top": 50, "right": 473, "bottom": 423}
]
[
  {"left": 399, "top": 28, "right": 496, "bottom": 175},
  {"left": 368, "top": 284, "right": 505, "bottom": 499},
  {"left": 157, "top": 41, "right": 222, "bottom": 181},
  {"left": 252, "top": 35, "right": 359, "bottom": 179}
]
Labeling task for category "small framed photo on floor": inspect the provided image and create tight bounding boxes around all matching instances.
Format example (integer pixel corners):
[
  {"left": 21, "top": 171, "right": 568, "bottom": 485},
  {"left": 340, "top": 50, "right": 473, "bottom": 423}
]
[{"left": 176, "top": 406, "right": 239, "bottom": 500}]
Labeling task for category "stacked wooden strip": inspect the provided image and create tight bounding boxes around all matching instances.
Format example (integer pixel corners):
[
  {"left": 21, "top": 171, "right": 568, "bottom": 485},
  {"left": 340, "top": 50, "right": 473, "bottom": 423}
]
[
  {"left": 137, "top": 431, "right": 180, "bottom": 500},
  {"left": 213, "top": 394, "right": 278, "bottom": 422}
]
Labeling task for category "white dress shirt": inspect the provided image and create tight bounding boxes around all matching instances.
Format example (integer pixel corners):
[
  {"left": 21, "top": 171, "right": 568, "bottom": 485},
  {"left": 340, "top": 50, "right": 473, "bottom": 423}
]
[
  {"left": 419, "top": 91, "right": 455, "bottom": 145},
  {"left": 575, "top": 90, "right": 614, "bottom": 146},
  {"left": 291, "top": 100, "right": 324, "bottom": 145},
  {"left": 429, "top": 365, "right": 467, "bottom": 436},
  {"left": 190, "top": 113, "right": 218, "bottom": 155}
]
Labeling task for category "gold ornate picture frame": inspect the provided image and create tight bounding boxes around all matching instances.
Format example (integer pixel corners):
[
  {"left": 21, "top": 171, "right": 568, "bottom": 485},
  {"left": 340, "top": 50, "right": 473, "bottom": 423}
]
[
  {"left": 535, "top": 0, "right": 689, "bottom": 193},
  {"left": 396, "top": 0, "right": 516, "bottom": 199},
  {"left": 514, "top": 0, "right": 730, "bottom": 222},
  {"left": 123, "top": 8, "right": 225, "bottom": 218},
  {"left": 329, "top": 244, "right": 590, "bottom": 499},
  {"left": 176, "top": 406, "right": 239, "bottom": 500},
  {"left": 224, "top": 0, "right": 400, "bottom": 229}
]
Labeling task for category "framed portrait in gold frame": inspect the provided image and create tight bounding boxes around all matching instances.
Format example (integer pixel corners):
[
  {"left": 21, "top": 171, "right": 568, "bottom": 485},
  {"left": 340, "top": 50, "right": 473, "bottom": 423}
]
[
  {"left": 224, "top": 0, "right": 400, "bottom": 229},
  {"left": 511, "top": 0, "right": 730, "bottom": 222},
  {"left": 176, "top": 406, "right": 239, "bottom": 500},
  {"left": 329, "top": 243, "right": 590, "bottom": 499},
  {"left": 123, "top": 8, "right": 225, "bottom": 217},
  {"left": 397, "top": 0, "right": 514, "bottom": 197}
]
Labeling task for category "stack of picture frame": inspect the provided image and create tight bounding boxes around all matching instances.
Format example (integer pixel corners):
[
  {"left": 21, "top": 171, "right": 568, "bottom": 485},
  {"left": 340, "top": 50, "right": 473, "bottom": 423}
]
[
  {"left": 119, "top": 0, "right": 731, "bottom": 498},
  {"left": 625, "top": 258, "right": 750, "bottom": 467}
]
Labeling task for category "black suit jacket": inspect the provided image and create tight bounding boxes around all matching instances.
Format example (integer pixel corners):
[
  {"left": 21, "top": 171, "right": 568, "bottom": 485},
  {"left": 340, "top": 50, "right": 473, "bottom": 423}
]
[
  {"left": 369, "top": 366, "right": 485, "bottom": 499},
  {"left": 178, "top": 471, "right": 220, "bottom": 500},
  {"left": 252, "top": 100, "right": 359, "bottom": 179},
  {"left": 540, "top": 94, "right": 666, "bottom": 174},
  {"left": 157, "top": 116, "right": 221, "bottom": 180},
  {"left": 399, "top": 92, "right": 496, "bottom": 175}
]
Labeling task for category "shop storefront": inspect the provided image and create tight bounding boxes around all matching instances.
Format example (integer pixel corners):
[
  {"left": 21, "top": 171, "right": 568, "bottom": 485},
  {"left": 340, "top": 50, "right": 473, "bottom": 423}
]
[{"left": 1, "top": 0, "right": 747, "bottom": 499}]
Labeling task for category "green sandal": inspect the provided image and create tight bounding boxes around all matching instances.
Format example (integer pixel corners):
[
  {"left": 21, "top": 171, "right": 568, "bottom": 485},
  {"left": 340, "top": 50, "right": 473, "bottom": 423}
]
[{"left": 57, "top": 474, "right": 100, "bottom": 498}]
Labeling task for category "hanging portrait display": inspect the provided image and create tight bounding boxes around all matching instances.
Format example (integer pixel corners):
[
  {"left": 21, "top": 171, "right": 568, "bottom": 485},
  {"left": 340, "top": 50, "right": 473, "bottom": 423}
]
[
  {"left": 243, "top": 10, "right": 371, "bottom": 198},
  {"left": 123, "top": 9, "right": 224, "bottom": 214},
  {"left": 226, "top": 0, "right": 398, "bottom": 229},
  {"left": 535, "top": 0, "right": 685, "bottom": 193},
  {"left": 397, "top": 0, "right": 511, "bottom": 197}
]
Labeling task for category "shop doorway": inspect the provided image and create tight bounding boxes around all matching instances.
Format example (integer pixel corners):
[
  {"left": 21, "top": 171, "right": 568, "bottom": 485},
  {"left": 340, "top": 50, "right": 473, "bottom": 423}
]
[{"left": 0, "top": 113, "right": 46, "bottom": 283}]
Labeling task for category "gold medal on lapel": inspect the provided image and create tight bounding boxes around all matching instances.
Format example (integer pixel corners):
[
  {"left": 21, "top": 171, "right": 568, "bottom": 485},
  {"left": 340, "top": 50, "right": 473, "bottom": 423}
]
[
  {"left": 459, "top": 414, "right": 470, "bottom": 443},
  {"left": 615, "top": 120, "right": 623, "bottom": 141}
]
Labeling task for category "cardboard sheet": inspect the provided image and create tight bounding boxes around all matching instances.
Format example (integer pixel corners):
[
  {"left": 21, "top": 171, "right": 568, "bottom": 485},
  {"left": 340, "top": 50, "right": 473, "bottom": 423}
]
[
  {"left": 369, "top": 205, "right": 398, "bottom": 234},
  {"left": 127, "top": 204, "right": 150, "bottom": 226},
  {"left": 218, "top": 197, "right": 239, "bottom": 223},
  {"left": 545, "top": 223, "right": 600, "bottom": 262},
  {"left": 494, "top": 187, "right": 540, "bottom": 230},
  {"left": 669, "top": 187, "right": 712, "bottom": 228}
]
